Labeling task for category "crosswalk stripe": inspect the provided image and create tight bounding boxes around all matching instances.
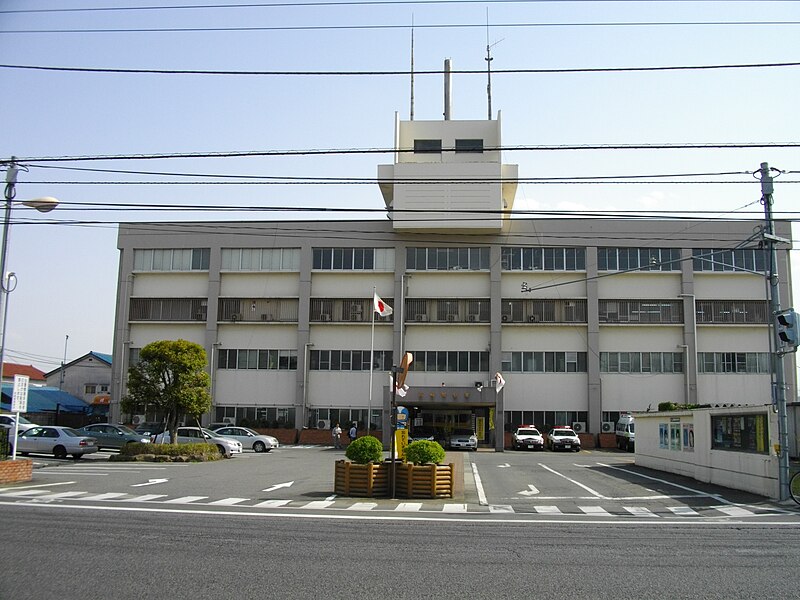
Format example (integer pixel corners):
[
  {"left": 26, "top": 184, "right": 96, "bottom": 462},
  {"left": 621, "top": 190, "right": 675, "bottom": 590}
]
[
  {"left": 668, "top": 506, "right": 699, "bottom": 516},
  {"left": 302, "top": 500, "right": 336, "bottom": 509},
  {"left": 348, "top": 502, "right": 378, "bottom": 511},
  {"left": 489, "top": 505, "right": 515, "bottom": 513},
  {"left": 0, "top": 490, "right": 53, "bottom": 497},
  {"left": 395, "top": 502, "right": 423, "bottom": 512},
  {"left": 534, "top": 505, "right": 562, "bottom": 515},
  {"left": 36, "top": 491, "right": 88, "bottom": 500},
  {"left": 442, "top": 503, "right": 467, "bottom": 513},
  {"left": 208, "top": 497, "right": 250, "bottom": 506},
  {"left": 122, "top": 494, "right": 167, "bottom": 502},
  {"left": 80, "top": 493, "right": 129, "bottom": 501},
  {"left": 252, "top": 499, "right": 292, "bottom": 508},
  {"left": 715, "top": 506, "right": 756, "bottom": 517},
  {"left": 164, "top": 496, "right": 207, "bottom": 504},
  {"left": 579, "top": 506, "right": 612, "bottom": 516},
  {"left": 624, "top": 506, "right": 659, "bottom": 517}
]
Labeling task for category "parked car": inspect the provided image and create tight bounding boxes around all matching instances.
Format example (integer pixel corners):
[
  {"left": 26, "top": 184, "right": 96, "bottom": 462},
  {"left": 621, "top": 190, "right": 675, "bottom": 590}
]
[
  {"left": 616, "top": 414, "right": 635, "bottom": 452},
  {"left": 0, "top": 414, "right": 39, "bottom": 434},
  {"left": 11, "top": 426, "right": 98, "bottom": 459},
  {"left": 547, "top": 427, "right": 581, "bottom": 452},
  {"left": 133, "top": 422, "right": 165, "bottom": 438},
  {"left": 152, "top": 427, "right": 242, "bottom": 458},
  {"left": 447, "top": 428, "right": 478, "bottom": 451},
  {"left": 210, "top": 426, "right": 279, "bottom": 452},
  {"left": 512, "top": 426, "right": 544, "bottom": 451},
  {"left": 75, "top": 423, "right": 150, "bottom": 451}
]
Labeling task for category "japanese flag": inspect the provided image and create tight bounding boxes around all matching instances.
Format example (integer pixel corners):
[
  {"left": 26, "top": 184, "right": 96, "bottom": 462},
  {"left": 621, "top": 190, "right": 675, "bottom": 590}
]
[
  {"left": 495, "top": 372, "right": 506, "bottom": 393},
  {"left": 374, "top": 292, "right": 393, "bottom": 317}
]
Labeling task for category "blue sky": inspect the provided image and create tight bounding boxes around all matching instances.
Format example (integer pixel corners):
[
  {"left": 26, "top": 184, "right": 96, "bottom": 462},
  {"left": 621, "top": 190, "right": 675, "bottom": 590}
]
[{"left": 0, "top": 0, "right": 798, "bottom": 372}]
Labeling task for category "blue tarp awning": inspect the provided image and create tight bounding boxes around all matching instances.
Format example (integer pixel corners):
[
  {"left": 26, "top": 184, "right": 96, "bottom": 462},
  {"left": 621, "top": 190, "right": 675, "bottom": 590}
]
[{"left": 1, "top": 384, "right": 90, "bottom": 414}]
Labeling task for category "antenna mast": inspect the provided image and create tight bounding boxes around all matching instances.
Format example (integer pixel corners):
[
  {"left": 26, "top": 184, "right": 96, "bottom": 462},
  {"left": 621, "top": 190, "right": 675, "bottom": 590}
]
[
  {"left": 485, "top": 11, "right": 493, "bottom": 120},
  {"left": 410, "top": 16, "right": 415, "bottom": 121}
]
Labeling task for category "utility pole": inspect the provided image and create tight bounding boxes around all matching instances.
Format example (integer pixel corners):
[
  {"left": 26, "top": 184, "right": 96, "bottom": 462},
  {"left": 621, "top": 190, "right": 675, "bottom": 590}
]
[{"left": 761, "top": 162, "right": 790, "bottom": 501}]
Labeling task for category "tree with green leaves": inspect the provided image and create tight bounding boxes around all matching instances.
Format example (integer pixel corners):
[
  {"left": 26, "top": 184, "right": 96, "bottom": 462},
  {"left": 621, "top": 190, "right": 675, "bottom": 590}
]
[{"left": 122, "top": 339, "right": 211, "bottom": 444}]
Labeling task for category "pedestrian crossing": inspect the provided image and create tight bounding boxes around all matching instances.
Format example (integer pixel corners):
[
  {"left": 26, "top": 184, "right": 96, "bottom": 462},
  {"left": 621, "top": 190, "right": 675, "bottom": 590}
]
[{"left": 0, "top": 487, "right": 781, "bottom": 518}]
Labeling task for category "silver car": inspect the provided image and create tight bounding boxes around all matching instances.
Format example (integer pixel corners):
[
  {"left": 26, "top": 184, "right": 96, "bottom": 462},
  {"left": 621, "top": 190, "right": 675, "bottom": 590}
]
[
  {"left": 210, "top": 426, "right": 279, "bottom": 453},
  {"left": 12, "top": 426, "right": 98, "bottom": 459},
  {"left": 153, "top": 427, "right": 243, "bottom": 458},
  {"left": 0, "top": 414, "right": 39, "bottom": 434},
  {"left": 75, "top": 423, "right": 150, "bottom": 451}
]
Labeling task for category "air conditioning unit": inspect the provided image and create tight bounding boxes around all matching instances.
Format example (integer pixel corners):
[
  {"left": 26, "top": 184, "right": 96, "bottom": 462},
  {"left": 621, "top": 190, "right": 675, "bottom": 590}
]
[
  {"left": 572, "top": 421, "right": 587, "bottom": 433},
  {"left": 194, "top": 313, "right": 205, "bottom": 321},
  {"left": 350, "top": 304, "right": 363, "bottom": 314},
  {"left": 317, "top": 419, "right": 331, "bottom": 430},
  {"left": 319, "top": 313, "right": 331, "bottom": 321},
  {"left": 529, "top": 315, "right": 541, "bottom": 323},
  {"left": 446, "top": 314, "right": 458, "bottom": 322},
  {"left": 261, "top": 313, "right": 274, "bottom": 321},
  {"left": 132, "top": 414, "right": 146, "bottom": 426},
  {"left": 467, "top": 314, "right": 479, "bottom": 322},
  {"left": 230, "top": 313, "right": 242, "bottom": 322},
  {"left": 601, "top": 421, "right": 615, "bottom": 433},
  {"left": 223, "top": 416, "right": 236, "bottom": 425},
  {"left": 415, "top": 314, "right": 429, "bottom": 322},
  {"left": 501, "top": 314, "right": 509, "bottom": 322}
]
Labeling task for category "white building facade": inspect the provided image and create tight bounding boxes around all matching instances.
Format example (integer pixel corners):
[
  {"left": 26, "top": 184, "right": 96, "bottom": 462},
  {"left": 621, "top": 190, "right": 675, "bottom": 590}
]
[{"left": 110, "top": 113, "right": 795, "bottom": 450}]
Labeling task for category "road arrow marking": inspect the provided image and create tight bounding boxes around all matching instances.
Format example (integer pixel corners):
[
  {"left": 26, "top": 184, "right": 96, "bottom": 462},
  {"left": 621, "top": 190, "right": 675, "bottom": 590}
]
[
  {"left": 498, "top": 463, "right": 511, "bottom": 468},
  {"left": 262, "top": 481, "right": 294, "bottom": 493},
  {"left": 518, "top": 484, "right": 540, "bottom": 496},
  {"left": 131, "top": 478, "right": 168, "bottom": 487}
]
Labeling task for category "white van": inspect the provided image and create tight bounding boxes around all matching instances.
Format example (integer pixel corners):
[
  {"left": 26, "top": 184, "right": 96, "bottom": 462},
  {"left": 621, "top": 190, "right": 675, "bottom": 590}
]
[{"left": 616, "top": 415, "right": 635, "bottom": 452}]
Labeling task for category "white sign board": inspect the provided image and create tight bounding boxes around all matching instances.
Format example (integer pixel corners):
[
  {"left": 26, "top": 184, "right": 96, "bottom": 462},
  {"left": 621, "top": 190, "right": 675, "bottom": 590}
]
[{"left": 11, "top": 374, "right": 30, "bottom": 413}]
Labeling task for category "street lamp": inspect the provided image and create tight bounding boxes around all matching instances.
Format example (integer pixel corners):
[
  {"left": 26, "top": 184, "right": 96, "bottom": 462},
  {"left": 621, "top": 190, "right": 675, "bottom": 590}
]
[{"left": 0, "top": 157, "right": 59, "bottom": 385}]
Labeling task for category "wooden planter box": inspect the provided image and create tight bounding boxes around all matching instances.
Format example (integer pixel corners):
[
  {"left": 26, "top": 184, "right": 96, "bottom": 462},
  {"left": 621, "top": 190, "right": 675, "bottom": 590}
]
[
  {"left": 334, "top": 460, "right": 454, "bottom": 499},
  {"left": 334, "top": 460, "right": 389, "bottom": 497},
  {"left": 395, "top": 463, "right": 454, "bottom": 499}
]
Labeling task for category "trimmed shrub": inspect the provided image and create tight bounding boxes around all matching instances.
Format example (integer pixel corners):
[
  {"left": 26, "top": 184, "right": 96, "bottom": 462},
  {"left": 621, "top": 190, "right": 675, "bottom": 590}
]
[
  {"left": 112, "top": 442, "right": 222, "bottom": 462},
  {"left": 404, "top": 440, "right": 446, "bottom": 465},
  {"left": 345, "top": 435, "right": 383, "bottom": 464}
]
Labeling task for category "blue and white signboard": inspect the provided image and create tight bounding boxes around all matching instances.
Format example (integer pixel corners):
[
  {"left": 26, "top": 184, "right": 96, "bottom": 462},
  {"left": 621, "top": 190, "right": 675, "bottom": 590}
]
[
  {"left": 396, "top": 405, "right": 409, "bottom": 429},
  {"left": 11, "top": 374, "right": 29, "bottom": 413}
]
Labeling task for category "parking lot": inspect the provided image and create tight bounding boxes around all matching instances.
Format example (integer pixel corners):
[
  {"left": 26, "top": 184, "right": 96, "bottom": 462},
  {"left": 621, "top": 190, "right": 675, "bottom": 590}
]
[{"left": 3, "top": 444, "right": 793, "bottom": 521}]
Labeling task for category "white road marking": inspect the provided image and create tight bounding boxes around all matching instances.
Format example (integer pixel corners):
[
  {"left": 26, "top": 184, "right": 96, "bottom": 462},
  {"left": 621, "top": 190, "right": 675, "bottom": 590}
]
[
  {"left": 489, "top": 505, "right": 515, "bottom": 513},
  {"left": 122, "top": 494, "right": 167, "bottom": 502},
  {"left": 442, "top": 504, "right": 467, "bottom": 513},
  {"left": 539, "top": 463, "right": 606, "bottom": 498},
  {"left": 624, "top": 506, "right": 659, "bottom": 518},
  {"left": 668, "top": 506, "right": 699, "bottom": 516},
  {"left": 579, "top": 506, "right": 612, "bottom": 516},
  {"left": 35, "top": 491, "right": 88, "bottom": 500},
  {"left": 0, "top": 481, "right": 75, "bottom": 491},
  {"left": 209, "top": 497, "right": 250, "bottom": 506},
  {"left": 131, "top": 479, "right": 168, "bottom": 487},
  {"left": 348, "top": 502, "right": 378, "bottom": 511},
  {"left": 302, "top": 500, "right": 335, "bottom": 509},
  {"left": 252, "top": 499, "right": 291, "bottom": 508},
  {"left": 164, "top": 496, "right": 207, "bottom": 504},
  {"left": 471, "top": 463, "right": 488, "bottom": 506},
  {"left": 498, "top": 463, "right": 511, "bottom": 468},
  {"left": 81, "top": 493, "right": 129, "bottom": 501},
  {"left": 534, "top": 505, "right": 562, "bottom": 515},
  {"left": 262, "top": 481, "right": 294, "bottom": 493},
  {"left": 0, "top": 489, "right": 54, "bottom": 497},
  {"left": 395, "top": 502, "right": 422, "bottom": 512},
  {"left": 715, "top": 506, "right": 756, "bottom": 517},
  {"left": 518, "top": 484, "right": 540, "bottom": 496}
]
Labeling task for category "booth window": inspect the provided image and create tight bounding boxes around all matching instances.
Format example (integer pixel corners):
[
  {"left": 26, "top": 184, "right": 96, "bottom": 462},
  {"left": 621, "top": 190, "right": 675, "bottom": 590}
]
[{"left": 711, "top": 413, "right": 769, "bottom": 454}]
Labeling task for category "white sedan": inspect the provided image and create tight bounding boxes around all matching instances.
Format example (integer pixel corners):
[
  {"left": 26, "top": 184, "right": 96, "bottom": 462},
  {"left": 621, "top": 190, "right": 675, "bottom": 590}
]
[
  {"left": 210, "top": 426, "right": 280, "bottom": 453},
  {"left": 12, "top": 426, "right": 98, "bottom": 459}
]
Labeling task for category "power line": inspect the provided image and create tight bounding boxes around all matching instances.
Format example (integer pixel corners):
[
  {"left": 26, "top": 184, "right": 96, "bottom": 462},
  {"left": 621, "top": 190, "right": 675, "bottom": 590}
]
[
  {"left": 3, "top": 61, "right": 800, "bottom": 76},
  {"left": 10, "top": 142, "right": 800, "bottom": 164}
]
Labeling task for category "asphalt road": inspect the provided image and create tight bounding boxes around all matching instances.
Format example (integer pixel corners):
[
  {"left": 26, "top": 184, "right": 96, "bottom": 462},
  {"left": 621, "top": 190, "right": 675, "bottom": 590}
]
[{"left": 1, "top": 505, "right": 798, "bottom": 600}]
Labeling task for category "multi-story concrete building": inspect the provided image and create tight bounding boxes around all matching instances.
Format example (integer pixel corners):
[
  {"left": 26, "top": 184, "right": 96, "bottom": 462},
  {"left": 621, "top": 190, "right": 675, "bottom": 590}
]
[{"left": 110, "top": 109, "right": 794, "bottom": 450}]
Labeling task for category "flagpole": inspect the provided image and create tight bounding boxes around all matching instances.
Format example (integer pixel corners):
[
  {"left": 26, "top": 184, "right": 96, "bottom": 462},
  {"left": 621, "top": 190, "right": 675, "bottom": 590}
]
[{"left": 368, "top": 286, "right": 376, "bottom": 435}]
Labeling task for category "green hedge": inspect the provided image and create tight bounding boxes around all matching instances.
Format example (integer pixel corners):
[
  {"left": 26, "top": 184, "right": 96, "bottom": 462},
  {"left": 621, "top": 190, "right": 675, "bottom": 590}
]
[
  {"left": 404, "top": 440, "right": 446, "bottom": 465},
  {"left": 110, "top": 442, "right": 223, "bottom": 462}
]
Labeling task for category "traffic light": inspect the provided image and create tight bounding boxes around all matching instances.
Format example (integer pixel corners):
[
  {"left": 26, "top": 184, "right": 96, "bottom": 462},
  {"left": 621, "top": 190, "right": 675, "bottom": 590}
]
[{"left": 776, "top": 309, "right": 799, "bottom": 348}]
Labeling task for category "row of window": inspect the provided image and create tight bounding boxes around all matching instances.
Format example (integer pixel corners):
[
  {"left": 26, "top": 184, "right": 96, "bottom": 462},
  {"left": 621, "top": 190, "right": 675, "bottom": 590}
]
[
  {"left": 310, "top": 350, "right": 393, "bottom": 372},
  {"left": 501, "top": 352, "right": 588, "bottom": 373},
  {"left": 696, "top": 352, "right": 771, "bottom": 374},
  {"left": 406, "top": 351, "right": 490, "bottom": 373},
  {"left": 133, "top": 246, "right": 768, "bottom": 274},
  {"left": 413, "top": 138, "right": 485, "bottom": 153},
  {"left": 129, "top": 297, "right": 769, "bottom": 326},
  {"left": 600, "top": 352, "right": 685, "bottom": 373},
  {"left": 217, "top": 349, "right": 298, "bottom": 370}
]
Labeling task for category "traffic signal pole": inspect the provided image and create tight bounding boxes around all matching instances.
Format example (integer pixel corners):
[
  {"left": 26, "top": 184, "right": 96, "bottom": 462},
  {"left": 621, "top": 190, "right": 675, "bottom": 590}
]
[{"left": 761, "top": 162, "right": 791, "bottom": 501}]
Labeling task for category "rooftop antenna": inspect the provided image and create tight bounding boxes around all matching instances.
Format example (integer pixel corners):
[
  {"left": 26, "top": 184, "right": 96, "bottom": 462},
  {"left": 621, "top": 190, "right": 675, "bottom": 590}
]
[
  {"left": 485, "top": 9, "right": 504, "bottom": 121},
  {"left": 409, "top": 15, "right": 415, "bottom": 121},
  {"left": 444, "top": 58, "right": 452, "bottom": 120}
]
